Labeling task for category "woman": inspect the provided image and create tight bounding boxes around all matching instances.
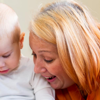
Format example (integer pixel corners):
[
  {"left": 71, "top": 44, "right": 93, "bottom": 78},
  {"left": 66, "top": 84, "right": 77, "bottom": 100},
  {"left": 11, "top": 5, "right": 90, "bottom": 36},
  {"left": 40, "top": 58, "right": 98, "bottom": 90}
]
[{"left": 29, "top": 0, "right": 100, "bottom": 99}]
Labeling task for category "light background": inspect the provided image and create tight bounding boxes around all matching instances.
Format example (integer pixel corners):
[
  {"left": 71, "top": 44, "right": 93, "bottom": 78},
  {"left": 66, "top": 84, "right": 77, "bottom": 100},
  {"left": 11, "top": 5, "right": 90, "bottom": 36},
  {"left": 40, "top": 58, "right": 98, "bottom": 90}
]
[{"left": 0, "top": 0, "right": 100, "bottom": 58}]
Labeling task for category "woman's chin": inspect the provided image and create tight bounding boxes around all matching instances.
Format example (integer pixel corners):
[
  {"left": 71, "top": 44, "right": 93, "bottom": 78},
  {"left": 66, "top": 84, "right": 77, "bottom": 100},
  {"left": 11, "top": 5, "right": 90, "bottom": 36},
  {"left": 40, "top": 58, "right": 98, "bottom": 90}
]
[{"left": 50, "top": 82, "right": 62, "bottom": 89}]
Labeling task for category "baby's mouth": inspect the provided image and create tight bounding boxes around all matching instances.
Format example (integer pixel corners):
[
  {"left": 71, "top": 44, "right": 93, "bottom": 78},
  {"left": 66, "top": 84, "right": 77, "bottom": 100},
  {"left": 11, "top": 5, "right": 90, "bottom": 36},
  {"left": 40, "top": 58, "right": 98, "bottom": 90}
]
[
  {"left": 0, "top": 67, "right": 9, "bottom": 71},
  {"left": 0, "top": 69, "right": 9, "bottom": 74}
]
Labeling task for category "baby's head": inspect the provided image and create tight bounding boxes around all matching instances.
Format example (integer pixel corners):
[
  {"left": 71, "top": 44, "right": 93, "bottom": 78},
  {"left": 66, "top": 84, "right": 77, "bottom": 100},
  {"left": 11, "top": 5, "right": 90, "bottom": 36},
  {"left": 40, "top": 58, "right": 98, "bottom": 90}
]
[{"left": 0, "top": 3, "right": 25, "bottom": 75}]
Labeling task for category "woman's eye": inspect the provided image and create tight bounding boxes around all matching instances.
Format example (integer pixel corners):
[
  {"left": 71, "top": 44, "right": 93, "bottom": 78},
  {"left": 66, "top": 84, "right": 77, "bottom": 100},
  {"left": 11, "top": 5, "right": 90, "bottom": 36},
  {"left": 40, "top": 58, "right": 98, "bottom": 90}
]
[
  {"left": 32, "top": 52, "right": 37, "bottom": 57},
  {"left": 2, "top": 54, "right": 11, "bottom": 58},
  {"left": 44, "top": 59, "right": 53, "bottom": 63}
]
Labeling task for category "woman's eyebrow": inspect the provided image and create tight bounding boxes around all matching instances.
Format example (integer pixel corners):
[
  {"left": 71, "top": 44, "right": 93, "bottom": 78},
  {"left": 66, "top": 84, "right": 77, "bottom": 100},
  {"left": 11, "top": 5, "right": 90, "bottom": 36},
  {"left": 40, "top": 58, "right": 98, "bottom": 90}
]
[{"left": 38, "top": 50, "right": 53, "bottom": 53}]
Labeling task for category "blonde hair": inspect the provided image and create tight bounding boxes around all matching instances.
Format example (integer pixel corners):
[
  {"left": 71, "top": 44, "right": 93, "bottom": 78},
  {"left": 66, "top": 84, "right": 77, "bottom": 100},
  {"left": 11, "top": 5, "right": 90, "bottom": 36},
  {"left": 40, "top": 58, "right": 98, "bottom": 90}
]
[
  {"left": 30, "top": 0, "right": 100, "bottom": 94},
  {"left": 0, "top": 3, "right": 20, "bottom": 42}
]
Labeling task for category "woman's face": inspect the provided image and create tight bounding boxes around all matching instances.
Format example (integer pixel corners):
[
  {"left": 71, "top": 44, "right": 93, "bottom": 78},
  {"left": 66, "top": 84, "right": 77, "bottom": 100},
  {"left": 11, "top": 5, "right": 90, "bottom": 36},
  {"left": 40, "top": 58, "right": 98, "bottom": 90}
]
[{"left": 29, "top": 32, "right": 74, "bottom": 89}]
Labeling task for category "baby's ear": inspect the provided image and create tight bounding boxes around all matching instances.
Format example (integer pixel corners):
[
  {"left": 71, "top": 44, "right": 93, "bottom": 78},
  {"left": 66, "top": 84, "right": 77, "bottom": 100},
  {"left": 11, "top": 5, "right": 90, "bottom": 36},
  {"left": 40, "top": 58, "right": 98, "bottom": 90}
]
[{"left": 20, "top": 32, "right": 25, "bottom": 49}]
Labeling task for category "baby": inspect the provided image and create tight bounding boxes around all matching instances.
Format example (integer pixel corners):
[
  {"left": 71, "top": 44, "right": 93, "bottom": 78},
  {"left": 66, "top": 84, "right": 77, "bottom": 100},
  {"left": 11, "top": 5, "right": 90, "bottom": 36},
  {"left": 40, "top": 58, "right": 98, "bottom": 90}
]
[{"left": 0, "top": 3, "right": 55, "bottom": 100}]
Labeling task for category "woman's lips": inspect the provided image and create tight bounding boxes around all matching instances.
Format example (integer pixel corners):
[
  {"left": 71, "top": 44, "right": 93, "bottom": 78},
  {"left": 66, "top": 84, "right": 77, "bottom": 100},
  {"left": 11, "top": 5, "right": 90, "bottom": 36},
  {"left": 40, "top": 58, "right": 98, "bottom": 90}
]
[{"left": 44, "top": 76, "right": 56, "bottom": 82}]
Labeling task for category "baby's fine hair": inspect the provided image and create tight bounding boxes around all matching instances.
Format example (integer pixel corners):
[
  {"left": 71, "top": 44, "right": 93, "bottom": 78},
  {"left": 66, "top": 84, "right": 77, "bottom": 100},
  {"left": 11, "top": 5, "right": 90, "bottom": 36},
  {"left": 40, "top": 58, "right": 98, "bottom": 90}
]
[
  {"left": 0, "top": 3, "right": 20, "bottom": 42},
  {"left": 30, "top": 0, "right": 100, "bottom": 94}
]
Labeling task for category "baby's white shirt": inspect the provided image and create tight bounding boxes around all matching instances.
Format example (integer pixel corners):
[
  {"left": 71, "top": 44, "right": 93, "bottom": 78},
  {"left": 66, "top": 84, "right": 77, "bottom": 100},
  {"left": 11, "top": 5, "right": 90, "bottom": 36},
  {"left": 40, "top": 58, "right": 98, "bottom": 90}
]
[{"left": 0, "top": 56, "right": 55, "bottom": 100}]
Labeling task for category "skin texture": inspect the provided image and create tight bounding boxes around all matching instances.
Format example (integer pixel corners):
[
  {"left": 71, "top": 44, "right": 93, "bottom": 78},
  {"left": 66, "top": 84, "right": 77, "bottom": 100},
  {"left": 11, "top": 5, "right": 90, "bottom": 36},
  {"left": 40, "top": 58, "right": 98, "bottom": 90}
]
[
  {"left": 0, "top": 27, "right": 24, "bottom": 75},
  {"left": 29, "top": 32, "right": 74, "bottom": 89}
]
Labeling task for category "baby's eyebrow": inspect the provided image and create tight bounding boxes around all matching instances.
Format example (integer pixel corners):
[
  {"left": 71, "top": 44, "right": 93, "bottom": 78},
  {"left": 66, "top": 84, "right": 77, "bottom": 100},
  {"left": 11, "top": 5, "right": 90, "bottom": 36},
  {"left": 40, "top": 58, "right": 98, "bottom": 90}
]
[{"left": 3, "top": 50, "right": 12, "bottom": 55}]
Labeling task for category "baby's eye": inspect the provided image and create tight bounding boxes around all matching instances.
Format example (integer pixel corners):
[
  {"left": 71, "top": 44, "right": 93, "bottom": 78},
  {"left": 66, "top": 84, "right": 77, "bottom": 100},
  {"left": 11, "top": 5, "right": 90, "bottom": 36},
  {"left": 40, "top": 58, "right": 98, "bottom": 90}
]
[
  {"left": 44, "top": 59, "right": 53, "bottom": 63},
  {"left": 2, "top": 54, "right": 11, "bottom": 58}
]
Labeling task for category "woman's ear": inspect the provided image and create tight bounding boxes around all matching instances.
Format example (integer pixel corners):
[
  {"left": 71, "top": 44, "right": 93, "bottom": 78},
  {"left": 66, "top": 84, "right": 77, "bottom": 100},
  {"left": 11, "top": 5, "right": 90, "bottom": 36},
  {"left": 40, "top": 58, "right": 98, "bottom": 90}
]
[{"left": 20, "top": 32, "right": 25, "bottom": 49}]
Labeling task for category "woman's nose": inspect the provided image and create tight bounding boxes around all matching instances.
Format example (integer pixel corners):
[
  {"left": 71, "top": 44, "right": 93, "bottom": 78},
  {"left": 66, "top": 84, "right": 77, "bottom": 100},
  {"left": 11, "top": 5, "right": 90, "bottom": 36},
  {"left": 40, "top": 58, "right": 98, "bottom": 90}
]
[
  {"left": 34, "top": 59, "right": 47, "bottom": 73},
  {"left": 34, "top": 66, "right": 47, "bottom": 73}
]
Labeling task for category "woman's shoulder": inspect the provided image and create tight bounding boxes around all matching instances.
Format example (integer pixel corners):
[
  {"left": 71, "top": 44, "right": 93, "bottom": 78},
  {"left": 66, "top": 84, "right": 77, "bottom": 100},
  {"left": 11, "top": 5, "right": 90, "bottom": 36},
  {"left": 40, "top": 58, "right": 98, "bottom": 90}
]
[{"left": 55, "top": 84, "right": 82, "bottom": 100}]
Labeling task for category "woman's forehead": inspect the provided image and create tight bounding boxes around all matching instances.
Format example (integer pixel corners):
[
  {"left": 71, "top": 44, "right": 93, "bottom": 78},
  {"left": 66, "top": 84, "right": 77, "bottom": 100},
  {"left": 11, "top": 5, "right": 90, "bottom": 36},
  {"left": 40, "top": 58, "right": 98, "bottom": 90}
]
[{"left": 29, "top": 32, "right": 57, "bottom": 53}]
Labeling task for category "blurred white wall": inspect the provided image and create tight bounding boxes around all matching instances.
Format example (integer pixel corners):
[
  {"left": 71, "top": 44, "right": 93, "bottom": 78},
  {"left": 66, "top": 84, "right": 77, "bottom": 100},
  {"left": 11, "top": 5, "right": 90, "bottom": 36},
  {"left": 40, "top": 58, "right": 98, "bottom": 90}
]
[{"left": 0, "top": 0, "right": 100, "bottom": 58}]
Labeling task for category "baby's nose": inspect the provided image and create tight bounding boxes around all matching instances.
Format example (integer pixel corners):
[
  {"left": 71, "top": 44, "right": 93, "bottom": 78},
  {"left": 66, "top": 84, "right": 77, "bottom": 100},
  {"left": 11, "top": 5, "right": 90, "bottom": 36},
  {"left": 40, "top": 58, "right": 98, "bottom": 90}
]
[{"left": 0, "top": 61, "right": 5, "bottom": 67}]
